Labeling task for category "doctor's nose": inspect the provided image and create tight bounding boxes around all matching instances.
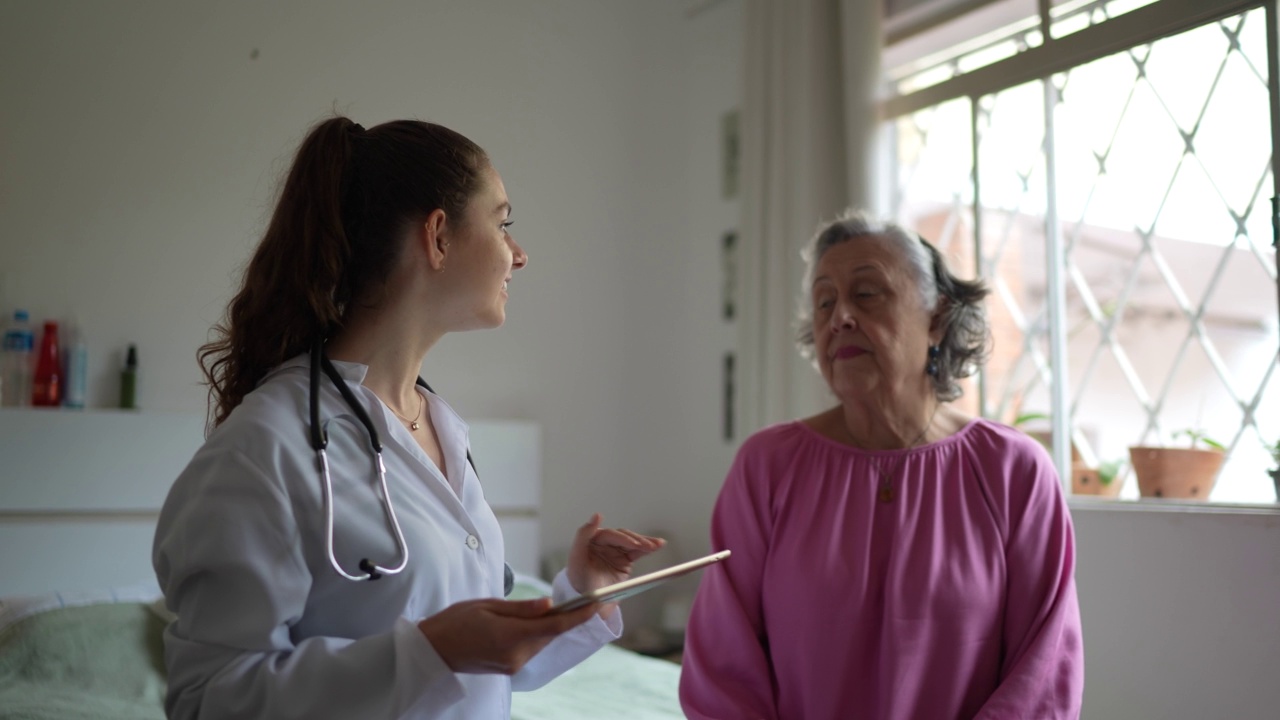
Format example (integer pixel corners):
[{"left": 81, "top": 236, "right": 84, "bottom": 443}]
[{"left": 510, "top": 239, "right": 528, "bottom": 270}]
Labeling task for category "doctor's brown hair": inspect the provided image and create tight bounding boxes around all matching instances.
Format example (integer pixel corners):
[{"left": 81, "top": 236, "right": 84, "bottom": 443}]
[{"left": 198, "top": 116, "right": 490, "bottom": 430}]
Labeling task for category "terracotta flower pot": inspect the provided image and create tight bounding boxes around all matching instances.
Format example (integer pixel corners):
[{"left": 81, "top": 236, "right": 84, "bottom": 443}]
[
  {"left": 1071, "top": 462, "right": 1122, "bottom": 497},
  {"left": 1128, "top": 446, "right": 1225, "bottom": 500}
]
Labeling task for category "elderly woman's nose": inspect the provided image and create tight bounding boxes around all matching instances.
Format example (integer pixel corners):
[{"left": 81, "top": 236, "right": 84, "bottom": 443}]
[{"left": 830, "top": 302, "right": 857, "bottom": 330}]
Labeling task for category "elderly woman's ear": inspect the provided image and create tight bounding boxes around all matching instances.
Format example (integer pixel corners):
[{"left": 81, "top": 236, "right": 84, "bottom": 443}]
[{"left": 928, "top": 296, "right": 950, "bottom": 338}]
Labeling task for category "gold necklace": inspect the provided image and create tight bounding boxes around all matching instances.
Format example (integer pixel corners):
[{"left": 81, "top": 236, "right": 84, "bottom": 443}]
[
  {"left": 862, "top": 406, "right": 939, "bottom": 503},
  {"left": 390, "top": 392, "right": 425, "bottom": 431}
]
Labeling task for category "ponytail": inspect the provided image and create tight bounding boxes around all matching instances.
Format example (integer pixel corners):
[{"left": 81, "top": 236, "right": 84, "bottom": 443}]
[{"left": 199, "top": 116, "right": 489, "bottom": 430}]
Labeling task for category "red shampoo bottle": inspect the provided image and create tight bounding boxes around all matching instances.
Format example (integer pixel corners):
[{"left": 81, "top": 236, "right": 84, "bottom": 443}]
[{"left": 31, "top": 320, "right": 61, "bottom": 407}]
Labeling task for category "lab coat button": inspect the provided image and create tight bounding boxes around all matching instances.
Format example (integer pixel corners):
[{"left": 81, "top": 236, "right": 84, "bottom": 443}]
[{"left": 466, "top": 534, "right": 479, "bottom": 550}]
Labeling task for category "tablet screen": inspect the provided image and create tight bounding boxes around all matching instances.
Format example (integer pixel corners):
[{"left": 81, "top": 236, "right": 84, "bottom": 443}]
[{"left": 549, "top": 549, "right": 731, "bottom": 614}]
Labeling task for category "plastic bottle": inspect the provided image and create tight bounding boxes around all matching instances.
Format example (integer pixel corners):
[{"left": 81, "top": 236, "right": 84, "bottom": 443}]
[
  {"left": 62, "top": 320, "right": 88, "bottom": 409},
  {"left": 1, "top": 309, "right": 35, "bottom": 407},
  {"left": 120, "top": 344, "right": 138, "bottom": 409},
  {"left": 31, "top": 320, "right": 62, "bottom": 407}
]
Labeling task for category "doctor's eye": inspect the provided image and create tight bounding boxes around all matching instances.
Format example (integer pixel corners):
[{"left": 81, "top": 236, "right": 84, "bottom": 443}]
[{"left": 501, "top": 220, "right": 515, "bottom": 233}]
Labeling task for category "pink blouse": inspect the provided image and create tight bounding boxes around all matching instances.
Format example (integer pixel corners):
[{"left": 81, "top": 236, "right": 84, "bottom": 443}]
[{"left": 679, "top": 418, "right": 1083, "bottom": 719}]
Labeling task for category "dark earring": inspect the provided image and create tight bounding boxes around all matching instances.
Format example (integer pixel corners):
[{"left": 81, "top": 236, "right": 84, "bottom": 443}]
[{"left": 927, "top": 345, "right": 940, "bottom": 377}]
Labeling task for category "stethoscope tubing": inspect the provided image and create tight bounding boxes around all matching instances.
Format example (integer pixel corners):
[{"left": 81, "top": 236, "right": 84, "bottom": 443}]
[
  {"left": 306, "top": 341, "right": 511, "bottom": 595},
  {"left": 309, "top": 341, "right": 410, "bottom": 581}
]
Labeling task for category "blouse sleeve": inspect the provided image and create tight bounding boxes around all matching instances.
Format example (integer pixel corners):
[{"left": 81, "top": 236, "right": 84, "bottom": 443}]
[
  {"left": 679, "top": 443, "right": 779, "bottom": 720},
  {"left": 976, "top": 442, "right": 1085, "bottom": 718},
  {"left": 153, "top": 447, "right": 463, "bottom": 720}
]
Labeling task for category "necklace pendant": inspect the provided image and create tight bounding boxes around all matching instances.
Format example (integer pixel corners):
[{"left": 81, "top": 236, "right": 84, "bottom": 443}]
[
  {"left": 878, "top": 485, "right": 894, "bottom": 503},
  {"left": 410, "top": 421, "right": 420, "bottom": 431}
]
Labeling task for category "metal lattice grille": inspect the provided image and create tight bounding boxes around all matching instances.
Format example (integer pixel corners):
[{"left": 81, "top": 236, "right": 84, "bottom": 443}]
[{"left": 891, "top": 3, "right": 1279, "bottom": 502}]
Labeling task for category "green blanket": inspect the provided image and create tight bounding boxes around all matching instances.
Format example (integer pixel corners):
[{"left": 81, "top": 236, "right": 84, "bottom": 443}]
[
  {"left": 0, "top": 603, "right": 167, "bottom": 720},
  {"left": 0, "top": 600, "right": 683, "bottom": 719},
  {"left": 507, "top": 579, "right": 684, "bottom": 719},
  {"left": 511, "top": 643, "right": 683, "bottom": 720}
]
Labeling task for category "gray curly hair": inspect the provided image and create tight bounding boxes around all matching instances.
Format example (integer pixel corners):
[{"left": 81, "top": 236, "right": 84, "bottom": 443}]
[{"left": 796, "top": 209, "right": 991, "bottom": 402}]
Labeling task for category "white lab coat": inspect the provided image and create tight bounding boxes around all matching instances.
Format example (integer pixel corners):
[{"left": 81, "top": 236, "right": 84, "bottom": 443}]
[{"left": 152, "top": 356, "right": 621, "bottom": 719}]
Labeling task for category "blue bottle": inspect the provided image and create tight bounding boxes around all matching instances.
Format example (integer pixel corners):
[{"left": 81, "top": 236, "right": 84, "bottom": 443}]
[{"left": 1, "top": 309, "right": 34, "bottom": 407}]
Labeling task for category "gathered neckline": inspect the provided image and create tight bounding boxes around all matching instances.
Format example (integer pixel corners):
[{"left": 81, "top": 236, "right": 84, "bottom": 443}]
[{"left": 790, "top": 416, "right": 983, "bottom": 457}]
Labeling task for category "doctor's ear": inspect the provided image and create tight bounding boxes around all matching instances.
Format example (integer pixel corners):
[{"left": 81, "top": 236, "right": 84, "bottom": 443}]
[{"left": 421, "top": 209, "right": 450, "bottom": 272}]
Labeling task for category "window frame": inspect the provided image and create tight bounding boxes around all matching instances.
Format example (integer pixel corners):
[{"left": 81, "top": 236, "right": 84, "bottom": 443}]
[{"left": 878, "top": 0, "right": 1280, "bottom": 496}]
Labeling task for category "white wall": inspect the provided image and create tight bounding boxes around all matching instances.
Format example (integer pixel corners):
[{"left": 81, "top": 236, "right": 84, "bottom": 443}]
[
  {"left": 0, "top": 0, "right": 731, "bottom": 570},
  {"left": 1073, "top": 503, "right": 1280, "bottom": 719},
  {"left": 604, "top": 0, "right": 745, "bottom": 633}
]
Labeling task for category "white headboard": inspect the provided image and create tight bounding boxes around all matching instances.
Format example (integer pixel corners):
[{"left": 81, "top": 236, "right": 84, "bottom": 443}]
[{"left": 0, "top": 408, "right": 542, "bottom": 596}]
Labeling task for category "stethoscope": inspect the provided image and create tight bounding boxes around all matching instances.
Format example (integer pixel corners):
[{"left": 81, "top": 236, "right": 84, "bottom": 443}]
[{"left": 307, "top": 342, "right": 513, "bottom": 595}]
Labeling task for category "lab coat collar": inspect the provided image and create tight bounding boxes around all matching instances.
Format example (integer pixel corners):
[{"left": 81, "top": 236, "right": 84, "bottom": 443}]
[
  {"left": 260, "top": 353, "right": 370, "bottom": 387},
  {"left": 260, "top": 352, "right": 473, "bottom": 463}
]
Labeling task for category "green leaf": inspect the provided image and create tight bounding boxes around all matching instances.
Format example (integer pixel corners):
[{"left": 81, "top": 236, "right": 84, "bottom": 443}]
[
  {"left": 1013, "top": 412, "right": 1049, "bottom": 427},
  {"left": 1098, "top": 459, "right": 1122, "bottom": 485},
  {"left": 1173, "top": 428, "right": 1224, "bottom": 451}
]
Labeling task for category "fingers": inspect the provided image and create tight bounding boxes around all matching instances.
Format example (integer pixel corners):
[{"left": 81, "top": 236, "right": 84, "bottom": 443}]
[
  {"left": 575, "top": 513, "right": 666, "bottom": 550},
  {"left": 599, "top": 528, "right": 665, "bottom": 549},
  {"left": 573, "top": 513, "right": 602, "bottom": 545},
  {"left": 540, "top": 602, "right": 601, "bottom": 632},
  {"left": 494, "top": 599, "right": 599, "bottom": 636},
  {"left": 420, "top": 597, "right": 600, "bottom": 676},
  {"left": 485, "top": 597, "right": 552, "bottom": 618},
  {"left": 479, "top": 597, "right": 596, "bottom": 634}
]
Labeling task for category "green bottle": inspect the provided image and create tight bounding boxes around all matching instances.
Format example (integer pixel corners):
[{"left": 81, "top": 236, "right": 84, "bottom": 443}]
[{"left": 120, "top": 344, "right": 138, "bottom": 409}]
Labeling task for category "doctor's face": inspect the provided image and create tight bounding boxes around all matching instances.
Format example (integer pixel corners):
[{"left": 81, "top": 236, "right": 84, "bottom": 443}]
[{"left": 445, "top": 166, "right": 528, "bottom": 329}]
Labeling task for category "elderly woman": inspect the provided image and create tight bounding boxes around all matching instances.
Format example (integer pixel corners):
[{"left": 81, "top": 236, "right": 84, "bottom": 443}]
[{"left": 679, "top": 210, "right": 1083, "bottom": 719}]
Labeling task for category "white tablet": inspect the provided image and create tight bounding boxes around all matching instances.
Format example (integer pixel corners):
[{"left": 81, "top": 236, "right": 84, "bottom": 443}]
[{"left": 550, "top": 549, "right": 731, "bottom": 614}]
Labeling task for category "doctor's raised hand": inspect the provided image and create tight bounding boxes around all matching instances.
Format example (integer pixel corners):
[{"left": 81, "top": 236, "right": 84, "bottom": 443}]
[
  {"left": 151, "top": 116, "right": 653, "bottom": 720},
  {"left": 567, "top": 513, "right": 666, "bottom": 616}
]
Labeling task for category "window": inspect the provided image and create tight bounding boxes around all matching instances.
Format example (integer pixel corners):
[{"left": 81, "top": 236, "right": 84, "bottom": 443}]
[{"left": 883, "top": 0, "right": 1279, "bottom": 503}]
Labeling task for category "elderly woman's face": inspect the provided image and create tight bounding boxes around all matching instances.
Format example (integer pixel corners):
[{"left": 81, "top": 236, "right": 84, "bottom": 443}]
[{"left": 811, "top": 235, "right": 935, "bottom": 400}]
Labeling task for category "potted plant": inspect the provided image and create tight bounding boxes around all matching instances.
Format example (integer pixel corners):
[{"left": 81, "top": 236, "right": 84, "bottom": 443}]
[
  {"left": 1013, "top": 412, "right": 1121, "bottom": 496},
  {"left": 1072, "top": 458, "right": 1123, "bottom": 497},
  {"left": 1128, "top": 430, "right": 1226, "bottom": 500}
]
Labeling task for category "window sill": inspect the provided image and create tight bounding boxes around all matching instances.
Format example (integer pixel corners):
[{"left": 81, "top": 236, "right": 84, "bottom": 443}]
[{"left": 1068, "top": 495, "right": 1280, "bottom": 516}]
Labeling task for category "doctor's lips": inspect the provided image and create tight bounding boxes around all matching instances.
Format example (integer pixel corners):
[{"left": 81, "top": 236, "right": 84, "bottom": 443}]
[{"left": 832, "top": 345, "right": 867, "bottom": 360}]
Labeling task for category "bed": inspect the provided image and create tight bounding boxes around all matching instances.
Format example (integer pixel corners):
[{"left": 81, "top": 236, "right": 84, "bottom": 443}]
[{"left": 0, "top": 408, "right": 682, "bottom": 719}]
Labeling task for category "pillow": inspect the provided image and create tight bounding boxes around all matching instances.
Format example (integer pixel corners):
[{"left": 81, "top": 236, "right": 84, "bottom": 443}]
[
  {"left": 0, "top": 581, "right": 163, "bottom": 632},
  {"left": 0, "top": 597, "right": 169, "bottom": 719},
  {"left": 508, "top": 571, "right": 554, "bottom": 600}
]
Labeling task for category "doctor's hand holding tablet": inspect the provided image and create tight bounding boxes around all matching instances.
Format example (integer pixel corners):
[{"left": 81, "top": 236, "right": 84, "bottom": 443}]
[
  {"left": 423, "top": 513, "right": 729, "bottom": 673},
  {"left": 422, "top": 513, "right": 667, "bottom": 674}
]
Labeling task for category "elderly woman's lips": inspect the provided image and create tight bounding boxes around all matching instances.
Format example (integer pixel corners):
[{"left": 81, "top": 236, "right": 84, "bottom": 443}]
[{"left": 834, "top": 346, "right": 866, "bottom": 359}]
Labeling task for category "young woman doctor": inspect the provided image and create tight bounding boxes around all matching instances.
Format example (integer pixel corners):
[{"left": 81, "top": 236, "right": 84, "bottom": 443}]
[{"left": 152, "top": 117, "right": 664, "bottom": 720}]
